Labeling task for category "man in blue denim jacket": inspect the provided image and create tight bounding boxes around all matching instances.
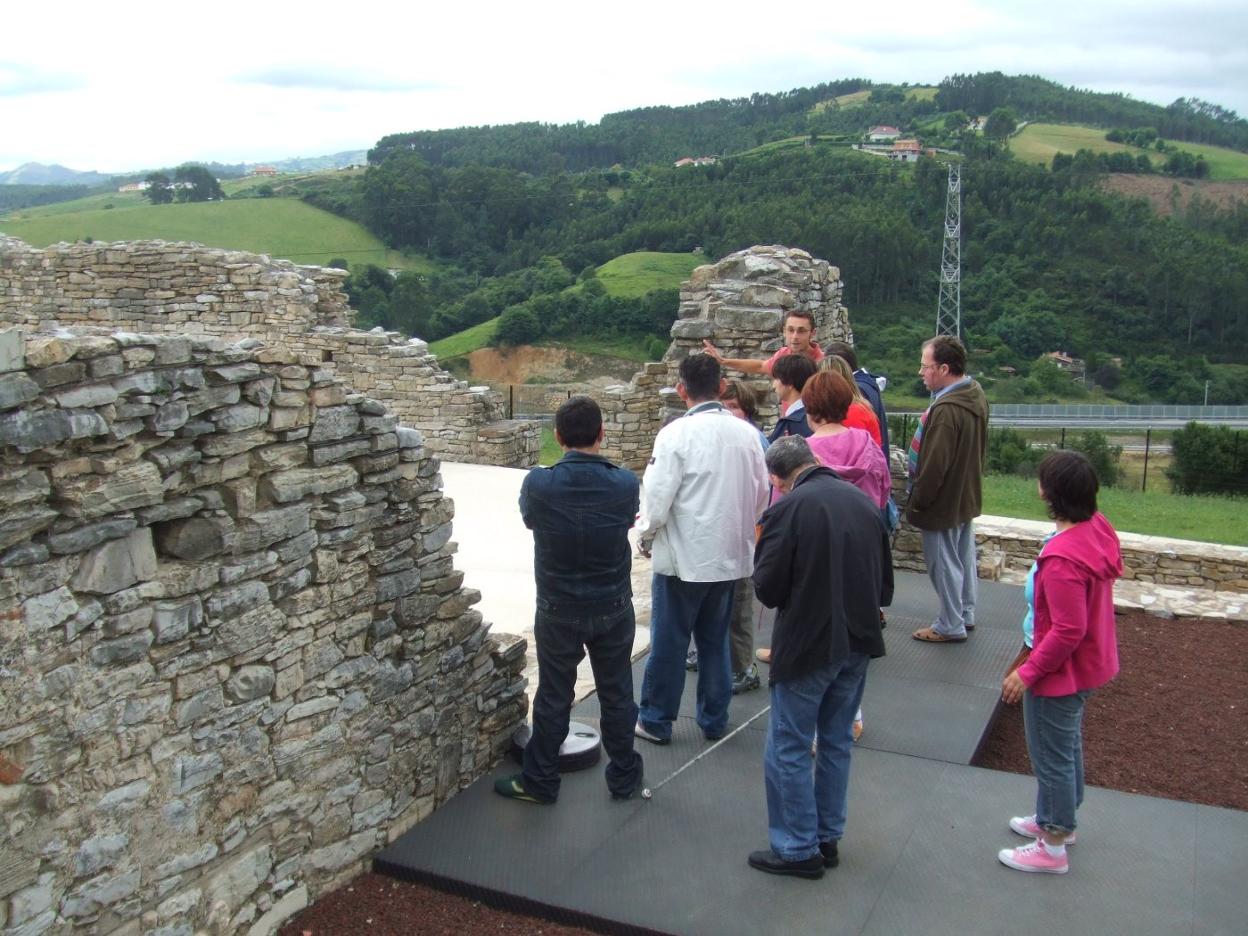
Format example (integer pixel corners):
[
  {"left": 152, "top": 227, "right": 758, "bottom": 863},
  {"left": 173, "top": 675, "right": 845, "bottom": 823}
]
[{"left": 495, "top": 396, "right": 645, "bottom": 804}]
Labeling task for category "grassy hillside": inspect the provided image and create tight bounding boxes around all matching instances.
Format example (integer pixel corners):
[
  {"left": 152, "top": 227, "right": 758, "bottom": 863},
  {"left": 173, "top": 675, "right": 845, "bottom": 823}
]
[
  {"left": 428, "top": 317, "right": 500, "bottom": 359},
  {"left": 428, "top": 251, "right": 699, "bottom": 359},
  {"left": 1010, "top": 123, "right": 1248, "bottom": 180},
  {"left": 594, "top": 251, "right": 704, "bottom": 297},
  {"left": 0, "top": 198, "right": 420, "bottom": 270}
]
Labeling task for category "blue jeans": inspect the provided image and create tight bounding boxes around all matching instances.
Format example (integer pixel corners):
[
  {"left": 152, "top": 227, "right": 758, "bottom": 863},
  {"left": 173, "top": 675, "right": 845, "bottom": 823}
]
[
  {"left": 637, "top": 575, "right": 734, "bottom": 741},
  {"left": 1023, "top": 689, "right": 1090, "bottom": 834},
  {"left": 523, "top": 597, "right": 643, "bottom": 802},
  {"left": 764, "top": 653, "right": 870, "bottom": 861}
]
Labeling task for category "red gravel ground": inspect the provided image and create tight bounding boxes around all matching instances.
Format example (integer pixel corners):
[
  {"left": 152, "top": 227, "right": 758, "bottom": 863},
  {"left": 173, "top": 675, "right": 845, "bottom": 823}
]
[
  {"left": 282, "top": 608, "right": 1246, "bottom": 936},
  {"left": 975, "top": 609, "right": 1248, "bottom": 812}
]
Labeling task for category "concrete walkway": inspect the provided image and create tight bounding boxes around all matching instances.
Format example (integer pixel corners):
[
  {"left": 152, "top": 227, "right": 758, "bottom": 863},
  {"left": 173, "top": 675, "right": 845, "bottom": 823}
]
[{"left": 441, "top": 461, "right": 653, "bottom": 702}]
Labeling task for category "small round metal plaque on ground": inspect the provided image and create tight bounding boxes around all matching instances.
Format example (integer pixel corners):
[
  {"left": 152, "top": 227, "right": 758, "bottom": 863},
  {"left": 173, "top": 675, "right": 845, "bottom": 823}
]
[{"left": 509, "top": 720, "right": 602, "bottom": 771}]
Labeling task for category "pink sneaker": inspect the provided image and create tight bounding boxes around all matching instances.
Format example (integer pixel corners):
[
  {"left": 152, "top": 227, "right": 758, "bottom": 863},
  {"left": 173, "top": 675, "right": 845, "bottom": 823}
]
[
  {"left": 1009, "top": 815, "right": 1077, "bottom": 845},
  {"left": 998, "top": 840, "right": 1069, "bottom": 874}
]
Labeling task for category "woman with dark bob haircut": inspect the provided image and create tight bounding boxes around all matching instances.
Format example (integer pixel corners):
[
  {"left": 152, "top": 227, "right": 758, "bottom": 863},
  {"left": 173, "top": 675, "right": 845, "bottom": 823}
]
[{"left": 997, "top": 450, "right": 1122, "bottom": 875}]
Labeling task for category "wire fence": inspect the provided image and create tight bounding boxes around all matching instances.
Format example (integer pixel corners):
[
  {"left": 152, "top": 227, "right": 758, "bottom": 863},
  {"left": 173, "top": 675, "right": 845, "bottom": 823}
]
[
  {"left": 889, "top": 412, "right": 1248, "bottom": 496},
  {"left": 503, "top": 385, "right": 574, "bottom": 422}
]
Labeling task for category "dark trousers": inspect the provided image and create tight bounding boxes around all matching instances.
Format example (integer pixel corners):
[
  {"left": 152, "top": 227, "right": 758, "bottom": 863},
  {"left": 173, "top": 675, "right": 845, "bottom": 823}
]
[{"left": 522, "top": 596, "right": 644, "bottom": 801}]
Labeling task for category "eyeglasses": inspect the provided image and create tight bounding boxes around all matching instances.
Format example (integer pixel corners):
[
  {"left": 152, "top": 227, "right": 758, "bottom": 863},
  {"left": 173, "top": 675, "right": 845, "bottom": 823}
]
[{"left": 918, "top": 363, "right": 943, "bottom": 371}]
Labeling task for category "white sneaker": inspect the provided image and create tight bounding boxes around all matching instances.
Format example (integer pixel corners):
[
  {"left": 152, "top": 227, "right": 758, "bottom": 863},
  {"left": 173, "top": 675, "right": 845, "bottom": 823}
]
[
  {"left": 1010, "top": 815, "right": 1077, "bottom": 845},
  {"left": 634, "top": 721, "right": 669, "bottom": 746}
]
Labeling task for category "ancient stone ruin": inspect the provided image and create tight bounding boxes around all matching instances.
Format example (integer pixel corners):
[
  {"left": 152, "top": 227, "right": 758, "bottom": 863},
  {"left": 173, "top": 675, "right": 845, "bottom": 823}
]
[
  {"left": 0, "top": 236, "right": 539, "bottom": 469},
  {"left": 596, "top": 245, "right": 853, "bottom": 471},
  {"left": 0, "top": 325, "right": 528, "bottom": 933}
]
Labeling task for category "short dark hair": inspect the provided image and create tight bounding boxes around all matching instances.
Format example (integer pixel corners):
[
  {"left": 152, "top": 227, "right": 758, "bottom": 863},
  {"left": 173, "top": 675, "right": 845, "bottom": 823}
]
[
  {"left": 771, "top": 353, "right": 817, "bottom": 391},
  {"left": 802, "top": 371, "right": 853, "bottom": 424},
  {"left": 679, "top": 352, "right": 723, "bottom": 402},
  {"left": 783, "top": 309, "right": 815, "bottom": 332},
  {"left": 720, "top": 379, "right": 759, "bottom": 423},
  {"left": 924, "top": 335, "right": 967, "bottom": 376},
  {"left": 765, "top": 434, "right": 816, "bottom": 479},
  {"left": 555, "top": 395, "right": 602, "bottom": 449},
  {"left": 1037, "top": 450, "right": 1099, "bottom": 523},
  {"left": 825, "top": 340, "right": 858, "bottom": 371}
]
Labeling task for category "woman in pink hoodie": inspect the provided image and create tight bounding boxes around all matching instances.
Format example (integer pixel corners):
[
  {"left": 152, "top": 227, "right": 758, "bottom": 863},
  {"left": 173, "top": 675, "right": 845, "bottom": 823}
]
[{"left": 998, "top": 450, "right": 1122, "bottom": 875}]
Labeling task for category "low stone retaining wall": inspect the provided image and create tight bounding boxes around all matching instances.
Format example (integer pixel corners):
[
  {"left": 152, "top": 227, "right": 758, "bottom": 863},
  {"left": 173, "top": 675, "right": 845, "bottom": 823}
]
[
  {"left": 0, "top": 329, "right": 527, "bottom": 934},
  {"left": 888, "top": 461, "right": 1248, "bottom": 596}
]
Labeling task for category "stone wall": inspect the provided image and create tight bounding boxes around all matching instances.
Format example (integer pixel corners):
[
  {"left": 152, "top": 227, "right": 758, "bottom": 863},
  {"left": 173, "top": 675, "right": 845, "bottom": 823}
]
[
  {"left": 0, "top": 236, "right": 538, "bottom": 468},
  {"left": 597, "top": 245, "right": 852, "bottom": 472},
  {"left": 887, "top": 459, "right": 1248, "bottom": 594},
  {"left": 0, "top": 328, "right": 528, "bottom": 935}
]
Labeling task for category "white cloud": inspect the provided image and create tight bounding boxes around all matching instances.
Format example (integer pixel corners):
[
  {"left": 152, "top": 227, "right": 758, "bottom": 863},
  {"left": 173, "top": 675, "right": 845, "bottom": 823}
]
[{"left": 1, "top": 0, "right": 1244, "bottom": 173}]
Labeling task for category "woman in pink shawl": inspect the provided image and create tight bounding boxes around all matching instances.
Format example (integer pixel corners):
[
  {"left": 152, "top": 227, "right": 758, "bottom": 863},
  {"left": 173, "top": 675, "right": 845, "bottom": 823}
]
[{"left": 801, "top": 371, "right": 891, "bottom": 511}]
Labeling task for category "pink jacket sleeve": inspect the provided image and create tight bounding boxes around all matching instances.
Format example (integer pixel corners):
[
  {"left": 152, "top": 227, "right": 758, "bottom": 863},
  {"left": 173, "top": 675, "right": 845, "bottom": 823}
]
[{"left": 1017, "top": 557, "right": 1089, "bottom": 687}]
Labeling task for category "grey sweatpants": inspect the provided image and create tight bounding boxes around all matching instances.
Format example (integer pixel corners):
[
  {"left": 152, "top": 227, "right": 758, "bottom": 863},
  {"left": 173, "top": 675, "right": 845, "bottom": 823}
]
[{"left": 921, "top": 522, "right": 978, "bottom": 637}]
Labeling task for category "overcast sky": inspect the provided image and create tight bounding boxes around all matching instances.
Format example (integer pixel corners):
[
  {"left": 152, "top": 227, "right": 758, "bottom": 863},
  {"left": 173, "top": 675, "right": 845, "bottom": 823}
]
[{"left": 3, "top": 0, "right": 1245, "bottom": 174}]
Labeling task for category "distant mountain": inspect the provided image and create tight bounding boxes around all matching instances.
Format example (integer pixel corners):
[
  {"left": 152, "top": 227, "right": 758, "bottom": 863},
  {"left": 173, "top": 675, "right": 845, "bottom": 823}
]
[
  {"left": 0, "top": 163, "right": 112, "bottom": 187},
  {"left": 251, "top": 151, "right": 368, "bottom": 173}
]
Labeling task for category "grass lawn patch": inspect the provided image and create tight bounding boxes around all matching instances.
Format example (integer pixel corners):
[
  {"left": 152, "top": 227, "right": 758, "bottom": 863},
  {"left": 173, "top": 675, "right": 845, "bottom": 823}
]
[
  {"left": 0, "top": 198, "right": 424, "bottom": 270},
  {"left": 559, "top": 334, "right": 652, "bottom": 363},
  {"left": 982, "top": 473, "right": 1247, "bottom": 546},
  {"left": 594, "top": 252, "right": 703, "bottom": 298},
  {"left": 539, "top": 426, "right": 563, "bottom": 466}
]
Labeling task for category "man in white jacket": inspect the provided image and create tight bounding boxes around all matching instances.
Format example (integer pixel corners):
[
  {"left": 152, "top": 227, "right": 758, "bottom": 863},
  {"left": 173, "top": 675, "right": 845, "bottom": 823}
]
[{"left": 634, "top": 354, "right": 770, "bottom": 744}]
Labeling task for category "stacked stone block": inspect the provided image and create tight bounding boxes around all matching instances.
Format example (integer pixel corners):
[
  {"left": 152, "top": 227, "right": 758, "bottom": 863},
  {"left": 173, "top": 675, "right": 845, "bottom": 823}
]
[
  {"left": 0, "top": 329, "right": 527, "bottom": 935},
  {"left": 0, "top": 236, "right": 538, "bottom": 468},
  {"left": 596, "top": 245, "right": 853, "bottom": 472}
]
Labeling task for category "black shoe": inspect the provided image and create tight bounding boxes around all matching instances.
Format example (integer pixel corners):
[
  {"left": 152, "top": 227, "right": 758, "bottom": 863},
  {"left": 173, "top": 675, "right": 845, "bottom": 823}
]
[
  {"left": 611, "top": 775, "right": 647, "bottom": 801},
  {"left": 493, "top": 774, "right": 553, "bottom": 805},
  {"left": 747, "top": 849, "right": 824, "bottom": 879},
  {"left": 819, "top": 840, "right": 840, "bottom": 868}
]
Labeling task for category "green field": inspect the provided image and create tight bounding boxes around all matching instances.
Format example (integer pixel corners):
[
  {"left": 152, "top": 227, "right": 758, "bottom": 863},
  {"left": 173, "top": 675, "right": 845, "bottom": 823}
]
[
  {"left": 594, "top": 251, "right": 704, "bottom": 297},
  {"left": 0, "top": 197, "right": 421, "bottom": 270},
  {"left": 982, "top": 474, "right": 1246, "bottom": 546},
  {"left": 1010, "top": 123, "right": 1248, "bottom": 180}
]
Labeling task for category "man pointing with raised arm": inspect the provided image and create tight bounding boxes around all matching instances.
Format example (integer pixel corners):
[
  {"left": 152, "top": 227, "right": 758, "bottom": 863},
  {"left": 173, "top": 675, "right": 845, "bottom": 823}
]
[{"left": 702, "top": 310, "right": 825, "bottom": 376}]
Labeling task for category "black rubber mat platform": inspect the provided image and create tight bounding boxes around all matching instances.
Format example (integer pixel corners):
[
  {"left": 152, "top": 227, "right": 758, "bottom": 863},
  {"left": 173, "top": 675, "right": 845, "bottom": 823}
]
[{"left": 374, "top": 572, "right": 1248, "bottom": 935}]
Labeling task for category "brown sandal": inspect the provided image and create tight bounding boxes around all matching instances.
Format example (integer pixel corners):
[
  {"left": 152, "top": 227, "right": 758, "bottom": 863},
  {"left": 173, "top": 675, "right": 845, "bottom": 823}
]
[{"left": 912, "top": 627, "right": 967, "bottom": 644}]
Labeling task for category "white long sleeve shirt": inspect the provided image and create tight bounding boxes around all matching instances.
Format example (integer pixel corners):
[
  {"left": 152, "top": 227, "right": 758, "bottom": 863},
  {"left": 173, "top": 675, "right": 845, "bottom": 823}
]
[{"left": 636, "top": 401, "right": 770, "bottom": 582}]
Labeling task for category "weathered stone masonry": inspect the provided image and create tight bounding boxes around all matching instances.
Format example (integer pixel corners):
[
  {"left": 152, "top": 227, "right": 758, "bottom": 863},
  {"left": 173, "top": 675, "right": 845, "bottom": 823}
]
[
  {"left": 0, "top": 235, "right": 538, "bottom": 469},
  {"left": 0, "top": 329, "right": 527, "bottom": 935}
]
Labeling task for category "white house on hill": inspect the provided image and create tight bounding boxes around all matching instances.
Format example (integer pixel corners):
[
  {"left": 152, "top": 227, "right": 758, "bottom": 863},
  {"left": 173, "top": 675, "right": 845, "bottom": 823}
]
[{"left": 867, "top": 125, "right": 901, "bottom": 142}]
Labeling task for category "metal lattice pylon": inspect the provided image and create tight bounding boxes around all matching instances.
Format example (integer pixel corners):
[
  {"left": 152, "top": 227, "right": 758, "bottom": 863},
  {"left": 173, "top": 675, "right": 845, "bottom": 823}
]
[{"left": 936, "top": 162, "right": 961, "bottom": 338}]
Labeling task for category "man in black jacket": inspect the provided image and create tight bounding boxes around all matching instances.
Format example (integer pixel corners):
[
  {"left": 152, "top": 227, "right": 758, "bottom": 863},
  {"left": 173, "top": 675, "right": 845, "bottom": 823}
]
[{"left": 747, "top": 436, "right": 893, "bottom": 879}]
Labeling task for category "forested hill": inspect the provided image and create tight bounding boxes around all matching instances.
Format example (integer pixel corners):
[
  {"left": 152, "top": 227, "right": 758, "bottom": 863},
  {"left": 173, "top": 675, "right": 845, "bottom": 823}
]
[
  {"left": 368, "top": 73, "right": 1248, "bottom": 174},
  {"left": 323, "top": 71, "right": 1247, "bottom": 405}
]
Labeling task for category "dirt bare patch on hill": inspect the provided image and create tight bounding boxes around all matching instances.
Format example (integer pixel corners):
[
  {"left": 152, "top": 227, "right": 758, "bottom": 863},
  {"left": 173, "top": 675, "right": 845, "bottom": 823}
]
[
  {"left": 466, "top": 345, "right": 644, "bottom": 386},
  {"left": 1103, "top": 175, "right": 1248, "bottom": 216}
]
